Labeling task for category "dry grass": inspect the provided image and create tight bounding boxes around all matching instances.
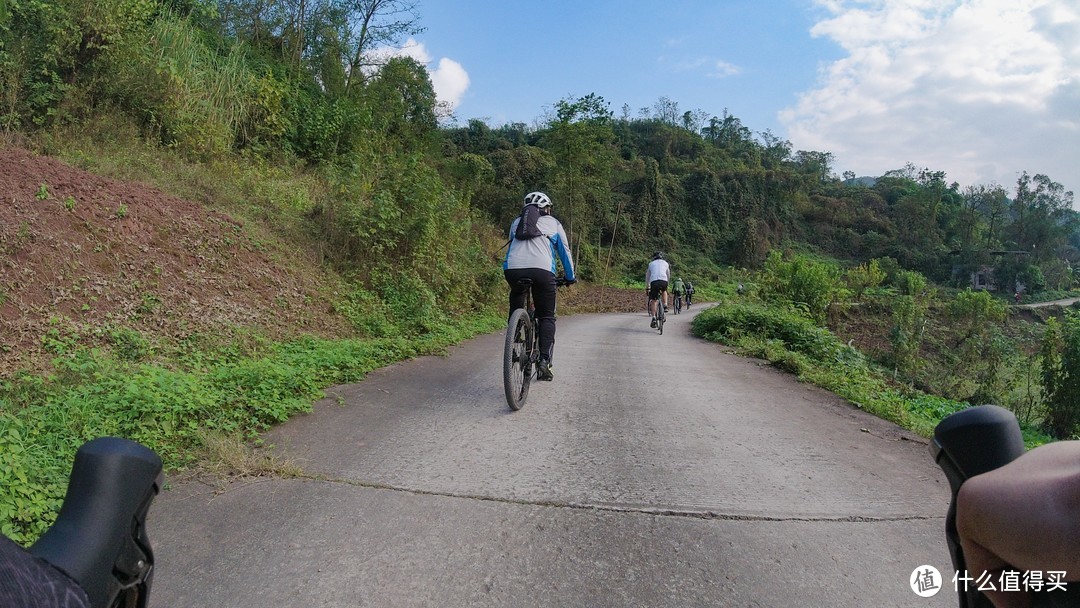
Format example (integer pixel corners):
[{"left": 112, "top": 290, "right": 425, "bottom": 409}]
[{"left": 194, "top": 430, "right": 306, "bottom": 480}]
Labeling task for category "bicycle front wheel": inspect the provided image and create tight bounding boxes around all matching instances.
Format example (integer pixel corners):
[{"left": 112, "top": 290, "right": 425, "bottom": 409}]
[{"left": 503, "top": 308, "right": 534, "bottom": 410}]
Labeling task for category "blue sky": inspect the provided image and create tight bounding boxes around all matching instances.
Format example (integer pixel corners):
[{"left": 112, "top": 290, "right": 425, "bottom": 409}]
[{"left": 392, "top": 0, "right": 1079, "bottom": 198}]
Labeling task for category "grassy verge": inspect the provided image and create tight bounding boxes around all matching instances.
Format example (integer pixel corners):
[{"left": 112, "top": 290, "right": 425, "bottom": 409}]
[
  {"left": 690, "top": 299, "right": 1054, "bottom": 446},
  {"left": 0, "top": 313, "right": 503, "bottom": 543}
]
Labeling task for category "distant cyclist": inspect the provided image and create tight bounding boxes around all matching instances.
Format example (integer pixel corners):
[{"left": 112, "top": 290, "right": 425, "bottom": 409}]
[
  {"left": 503, "top": 191, "right": 576, "bottom": 381},
  {"left": 684, "top": 280, "right": 695, "bottom": 307},
  {"left": 671, "top": 277, "right": 685, "bottom": 312},
  {"left": 646, "top": 252, "right": 670, "bottom": 328}
]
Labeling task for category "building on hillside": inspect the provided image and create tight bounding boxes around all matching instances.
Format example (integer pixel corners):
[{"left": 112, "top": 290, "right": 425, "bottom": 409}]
[{"left": 950, "top": 250, "right": 1031, "bottom": 293}]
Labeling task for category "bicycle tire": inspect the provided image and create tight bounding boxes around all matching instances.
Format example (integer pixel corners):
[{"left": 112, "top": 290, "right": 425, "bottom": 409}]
[
  {"left": 503, "top": 308, "right": 534, "bottom": 410},
  {"left": 657, "top": 302, "right": 665, "bottom": 335}
]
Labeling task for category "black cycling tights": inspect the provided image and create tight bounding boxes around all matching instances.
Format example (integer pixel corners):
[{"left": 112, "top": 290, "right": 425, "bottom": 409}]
[{"left": 504, "top": 268, "right": 558, "bottom": 363}]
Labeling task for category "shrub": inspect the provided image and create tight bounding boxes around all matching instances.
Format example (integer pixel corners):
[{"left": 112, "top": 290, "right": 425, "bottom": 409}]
[
  {"left": 845, "top": 259, "right": 886, "bottom": 298},
  {"left": 894, "top": 269, "right": 928, "bottom": 296},
  {"left": 758, "top": 251, "right": 841, "bottom": 324},
  {"left": 1041, "top": 313, "right": 1080, "bottom": 438}
]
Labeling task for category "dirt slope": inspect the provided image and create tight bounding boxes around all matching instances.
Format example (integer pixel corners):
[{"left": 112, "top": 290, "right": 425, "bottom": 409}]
[
  {"left": 0, "top": 146, "right": 644, "bottom": 373},
  {"left": 0, "top": 146, "right": 355, "bottom": 371}
]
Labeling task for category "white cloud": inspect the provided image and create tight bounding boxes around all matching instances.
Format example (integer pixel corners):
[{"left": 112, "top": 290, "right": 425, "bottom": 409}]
[
  {"left": 709, "top": 60, "right": 743, "bottom": 78},
  {"left": 664, "top": 55, "right": 742, "bottom": 78},
  {"left": 373, "top": 39, "right": 471, "bottom": 111},
  {"left": 781, "top": 0, "right": 1080, "bottom": 196},
  {"left": 429, "top": 57, "right": 470, "bottom": 109}
]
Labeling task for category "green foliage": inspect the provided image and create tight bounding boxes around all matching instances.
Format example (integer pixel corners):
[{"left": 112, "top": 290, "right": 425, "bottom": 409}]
[
  {"left": 315, "top": 153, "right": 495, "bottom": 333},
  {"left": 691, "top": 301, "right": 963, "bottom": 437},
  {"left": 758, "top": 250, "right": 841, "bottom": 324},
  {"left": 334, "top": 284, "right": 396, "bottom": 337},
  {"left": 888, "top": 295, "right": 926, "bottom": 378},
  {"left": 0, "top": 309, "right": 504, "bottom": 542},
  {"left": 363, "top": 57, "right": 439, "bottom": 153},
  {"left": 844, "top": 259, "right": 886, "bottom": 298},
  {"left": 1018, "top": 264, "right": 1047, "bottom": 294},
  {"left": 0, "top": 0, "right": 157, "bottom": 128},
  {"left": 0, "top": 416, "right": 68, "bottom": 543},
  {"left": 1040, "top": 313, "right": 1080, "bottom": 438},
  {"left": 893, "top": 269, "right": 928, "bottom": 296},
  {"left": 938, "top": 289, "right": 1009, "bottom": 401},
  {"left": 948, "top": 289, "right": 1007, "bottom": 338},
  {"left": 102, "top": 15, "right": 255, "bottom": 158},
  {"left": 106, "top": 326, "right": 149, "bottom": 362},
  {"left": 692, "top": 301, "right": 863, "bottom": 367},
  {"left": 6, "top": 0, "right": 1078, "bottom": 542}
]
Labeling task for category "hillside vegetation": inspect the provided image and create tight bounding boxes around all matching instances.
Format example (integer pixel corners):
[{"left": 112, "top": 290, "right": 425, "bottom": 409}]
[{"left": 2, "top": 0, "right": 1079, "bottom": 541}]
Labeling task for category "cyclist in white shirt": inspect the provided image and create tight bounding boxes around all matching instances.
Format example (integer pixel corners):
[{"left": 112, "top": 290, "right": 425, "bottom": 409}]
[{"left": 646, "top": 251, "right": 670, "bottom": 328}]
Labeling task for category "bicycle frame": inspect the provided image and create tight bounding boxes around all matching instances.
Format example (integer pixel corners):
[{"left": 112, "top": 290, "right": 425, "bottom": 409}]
[{"left": 504, "top": 277, "right": 569, "bottom": 410}]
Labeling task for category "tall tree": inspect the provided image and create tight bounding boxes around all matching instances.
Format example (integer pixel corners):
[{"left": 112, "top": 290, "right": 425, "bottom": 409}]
[
  {"left": 340, "top": 0, "right": 423, "bottom": 94},
  {"left": 1007, "top": 172, "right": 1075, "bottom": 263},
  {"left": 544, "top": 94, "right": 616, "bottom": 271}
]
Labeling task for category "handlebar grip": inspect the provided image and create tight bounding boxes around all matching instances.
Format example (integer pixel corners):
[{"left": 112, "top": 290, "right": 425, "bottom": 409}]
[
  {"left": 30, "top": 437, "right": 163, "bottom": 608},
  {"left": 930, "top": 404, "right": 1026, "bottom": 496},
  {"left": 931, "top": 406, "right": 1080, "bottom": 608}
]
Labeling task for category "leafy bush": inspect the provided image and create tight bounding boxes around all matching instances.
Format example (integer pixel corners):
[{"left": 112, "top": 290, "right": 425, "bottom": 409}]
[
  {"left": 894, "top": 269, "right": 928, "bottom": 296},
  {"left": 692, "top": 301, "right": 864, "bottom": 368},
  {"left": 845, "top": 259, "right": 886, "bottom": 298},
  {"left": 888, "top": 295, "right": 926, "bottom": 378},
  {"left": 758, "top": 251, "right": 841, "bottom": 324},
  {"left": 1040, "top": 313, "right": 1080, "bottom": 438},
  {"left": 691, "top": 301, "right": 971, "bottom": 438}
]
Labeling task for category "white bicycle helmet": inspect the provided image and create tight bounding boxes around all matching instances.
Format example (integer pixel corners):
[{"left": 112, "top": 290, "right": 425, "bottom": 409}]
[{"left": 523, "top": 191, "right": 552, "bottom": 208}]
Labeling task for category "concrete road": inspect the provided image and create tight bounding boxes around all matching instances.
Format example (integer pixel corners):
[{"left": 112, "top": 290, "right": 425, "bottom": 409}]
[{"left": 151, "top": 307, "right": 956, "bottom": 607}]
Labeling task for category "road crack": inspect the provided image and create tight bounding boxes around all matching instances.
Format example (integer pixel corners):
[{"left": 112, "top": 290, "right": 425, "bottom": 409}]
[{"left": 297, "top": 472, "right": 943, "bottom": 523}]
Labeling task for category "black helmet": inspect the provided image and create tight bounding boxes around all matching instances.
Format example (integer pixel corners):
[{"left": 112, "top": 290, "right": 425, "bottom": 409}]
[{"left": 653, "top": 251, "right": 664, "bottom": 260}]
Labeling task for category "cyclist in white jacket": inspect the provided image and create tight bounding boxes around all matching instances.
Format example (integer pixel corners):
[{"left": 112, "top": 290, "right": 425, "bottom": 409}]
[
  {"left": 646, "top": 251, "right": 670, "bottom": 328},
  {"left": 503, "top": 192, "right": 576, "bottom": 381}
]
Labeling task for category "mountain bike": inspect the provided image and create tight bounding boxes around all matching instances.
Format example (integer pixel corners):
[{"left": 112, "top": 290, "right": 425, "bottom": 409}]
[
  {"left": 930, "top": 405, "right": 1080, "bottom": 607},
  {"left": 503, "top": 277, "right": 569, "bottom": 411},
  {"left": 1, "top": 436, "right": 163, "bottom": 608},
  {"left": 673, "top": 293, "right": 683, "bottom": 314},
  {"left": 648, "top": 293, "right": 666, "bottom": 335}
]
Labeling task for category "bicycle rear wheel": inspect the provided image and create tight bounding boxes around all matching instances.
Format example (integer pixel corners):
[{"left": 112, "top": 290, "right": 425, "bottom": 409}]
[
  {"left": 503, "top": 308, "right": 534, "bottom": 410},
  {"left": 657, "top": 302, "right": 665, "bottom": 335}
]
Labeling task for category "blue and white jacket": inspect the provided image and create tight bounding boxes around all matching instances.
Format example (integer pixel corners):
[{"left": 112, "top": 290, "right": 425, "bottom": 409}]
[{"left": 504, "top": 214, "right": 576, "bottom": 281}]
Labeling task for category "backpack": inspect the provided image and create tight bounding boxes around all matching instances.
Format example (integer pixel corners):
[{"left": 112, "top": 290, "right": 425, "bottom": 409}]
[{"left": 514, "top": 205, "right": 545, "bottom": 240}]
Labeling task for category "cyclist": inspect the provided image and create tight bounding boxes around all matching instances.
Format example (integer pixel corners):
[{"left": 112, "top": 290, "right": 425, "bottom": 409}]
[
  {"left": 956, "top": 440, "right": 1080, "bottom": 608},
  {"left": 503, "top": 191, "right": 575, "bottom": 381},
  {"left": 684, "top": 279, "right": 695, "bottom": 307},
  {"left": 646, "top": 252, "right": 670, "bottom": 328},
  {"left": 671, "top": 277, "right": 685, "bottom": 312}
]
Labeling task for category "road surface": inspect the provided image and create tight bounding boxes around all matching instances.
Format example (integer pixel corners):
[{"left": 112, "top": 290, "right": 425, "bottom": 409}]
[{"left": 150, "top": 307, "right": 955, "bottom": 607}]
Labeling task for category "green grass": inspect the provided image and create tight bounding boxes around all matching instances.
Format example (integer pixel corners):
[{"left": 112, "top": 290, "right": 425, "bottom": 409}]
[
  {"left": 690, "top": 299, "right": 1055, "bottom": 445},
  {"left": 0, "top": 312, "right": 503, "bottom": 544}
]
